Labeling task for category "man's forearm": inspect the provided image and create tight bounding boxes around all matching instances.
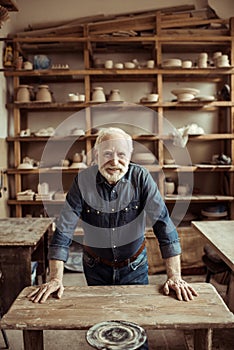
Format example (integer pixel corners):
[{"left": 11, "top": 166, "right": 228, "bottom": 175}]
[
  {"left": 49, "top": 259, "right": 64, "bottom": 282},
  {"left": 164, "top": 254, "right": 181, "bottom": 279}
]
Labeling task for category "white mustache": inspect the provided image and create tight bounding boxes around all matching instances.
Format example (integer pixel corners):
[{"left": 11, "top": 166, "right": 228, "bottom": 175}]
[{"left": 104, "top": 165, "right": 126, "bottom": 171}]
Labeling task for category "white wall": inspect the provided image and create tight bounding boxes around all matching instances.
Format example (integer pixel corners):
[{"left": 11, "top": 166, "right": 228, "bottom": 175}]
[{"left": 10, "top": 0, "right": 195, "bottom": 32}]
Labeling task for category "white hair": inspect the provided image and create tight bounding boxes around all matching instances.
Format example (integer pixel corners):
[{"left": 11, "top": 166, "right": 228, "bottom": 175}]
[{"left": 94, "top": 127, "right": 133, "bottom": 152}]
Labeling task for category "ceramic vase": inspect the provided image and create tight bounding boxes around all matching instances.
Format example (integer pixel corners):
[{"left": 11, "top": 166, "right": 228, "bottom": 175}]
[
  {"left": 92, "top": 87, "right": 106, "bottom": 102},
  {"left": 108, "top": 89, "right": 122, "bottom": 102},
  {"left": 36, "top": 85, "right": 52, "bottom": 102},
  {"left": 16, "top": 85, "right": 30, "bottom": 102}
]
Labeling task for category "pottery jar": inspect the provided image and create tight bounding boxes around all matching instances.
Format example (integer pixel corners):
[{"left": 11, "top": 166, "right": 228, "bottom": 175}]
[
  {"left": 165, "top": 178, "right": 175, "bottom": 195},
  {"left": 23, "top": 61, "right": 33, "bottom": 70},
  {"left": 177, "top": 184, "right": 189, "bottom": 196},
  {"left": 104, "top": 60, "right": 113, "bottom": 69},
  {"left": 16, "top": 85, "right": 30, "bottom": 102},
  {"left": 108, "top": 89, "right": 122, "bottom": 102},
  {"left": 15, "top": 56, "right": 23, "bottom": 70},
  {"left": 73, "top": 152, "right": 82, "bottom": 162},
  {"left": 36, "top": 85, "right": 52, "bottom": 102},
  {"left": 92, "top": 87, "right": 106, "bottom": 102}
]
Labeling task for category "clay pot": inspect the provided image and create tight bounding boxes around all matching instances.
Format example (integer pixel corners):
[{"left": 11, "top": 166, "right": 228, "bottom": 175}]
[
  {"left": 16, "top": 85, "right": 30, "bottom": 102},
  {"left": 165, "top": 178, "right": 175, "bottom": 195},
  {"left": 36, "top": 85, "right": 52, "bottom": 102},
  {"left": 92, "top": 87, "right": 106, "bottom": 102},
  {"left": 108, "top": 89, "right": 122, "bottom": 102}
]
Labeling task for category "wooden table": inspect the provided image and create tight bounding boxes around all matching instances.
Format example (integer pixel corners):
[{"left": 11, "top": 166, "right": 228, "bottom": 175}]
[
  {"left": 0, "top": 217, "right": 52, "bottom": 315},
  {"left": 1, "top": 284, "right": 234, "bottom": 350},
  {"left": 192, "top": 220, "right": 234, "bottom": 312}
]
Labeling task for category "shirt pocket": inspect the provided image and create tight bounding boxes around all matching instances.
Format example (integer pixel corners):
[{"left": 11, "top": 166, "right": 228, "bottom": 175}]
[
  {"left": 119, "top": 200, "right": 141, "bottom": 225},
  {"left": 81, "top": 203, "right": 107, "bottom": 227}
]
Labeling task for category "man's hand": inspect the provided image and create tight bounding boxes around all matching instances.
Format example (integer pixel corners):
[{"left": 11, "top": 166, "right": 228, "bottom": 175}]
[
  {"left": 163, "top": 277, "right": 198, "bottom": 301},
  {"left": 27, "top": 278, "right": 64, "bottom": 303}
]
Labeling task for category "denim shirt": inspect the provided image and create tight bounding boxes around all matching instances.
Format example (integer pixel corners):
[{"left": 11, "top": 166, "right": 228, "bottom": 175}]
[{"left": 48, "top": 163, "right": 181, "bottom": 262}]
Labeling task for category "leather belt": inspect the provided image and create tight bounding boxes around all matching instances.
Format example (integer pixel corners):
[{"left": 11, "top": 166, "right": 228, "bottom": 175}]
[{"left": 83, "top": 240, "right": 146, "bottom": 268}]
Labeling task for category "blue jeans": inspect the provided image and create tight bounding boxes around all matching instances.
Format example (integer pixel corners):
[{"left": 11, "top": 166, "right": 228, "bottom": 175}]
[
  {"left": 83, "top": 248, "right": 149, "bottom": 349},
  {"left": 83, "top": 247, "right": 149, "bottom": 285}
]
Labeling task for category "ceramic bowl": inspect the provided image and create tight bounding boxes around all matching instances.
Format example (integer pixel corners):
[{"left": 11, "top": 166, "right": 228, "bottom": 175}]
[
  {"left": 177, "top": 93, "right": 195, "bottom": 101},
  {"left": 18, "top": 163, "right": 34, "bottom": 170},
  {"left": 171, "top": 88, "right": 200, "bottom": 101},
  {"left": 124, "top": 62, "right": 135, "bottom": 69},
  {"left": 162, "top": 58, "right": 182, "bottom": 68},
  {"left": 164, "top": 158, "right": 175, "bottom": 165},
  {"left": 114, "top": 63, "right": 124, "bottom": 69},
  {"left": 147, "top": 93, "right": 158, "bottom": 102}
]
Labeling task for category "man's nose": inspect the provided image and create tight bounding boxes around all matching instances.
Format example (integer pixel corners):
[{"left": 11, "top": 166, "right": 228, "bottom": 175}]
[{"left": 110, "top": 153, "right": 119, "bottom": 164}]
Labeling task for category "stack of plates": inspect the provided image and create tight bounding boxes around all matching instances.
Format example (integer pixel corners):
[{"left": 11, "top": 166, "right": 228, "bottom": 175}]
[
  {"left": 201, "top": 205, "right": 228, "bottom": 219},
  {"left": 17, "top": 190, "right": 35, "bottom": 201}
]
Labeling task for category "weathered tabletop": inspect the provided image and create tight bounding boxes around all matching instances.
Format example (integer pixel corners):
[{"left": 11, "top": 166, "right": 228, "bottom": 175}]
[
  {"left": 1, "top": 284, "right": 234, "bottom": 350},
  {"left": 192, "top": 220, "right": 234, "bottom": 313},
  {"left": 0, "top": 217, "right": 53, "bottom": 246},
  {"left": 192, "top": 220, "right": 234, "bottom": 270},
  {"left": 0, "top": 217, "right": 53, "bottom": 314}
]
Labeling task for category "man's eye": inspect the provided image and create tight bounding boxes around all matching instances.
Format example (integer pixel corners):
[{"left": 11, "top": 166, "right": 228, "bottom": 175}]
[
  {"left": 103, "top": 152, "right": 112, "bottom": 158},
  {"left": 118, "top": 152, "right": 126, "bottom": 158}
]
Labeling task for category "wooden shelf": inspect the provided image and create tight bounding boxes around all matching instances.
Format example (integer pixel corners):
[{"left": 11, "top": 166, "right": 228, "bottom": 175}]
[{"left": 4, "top": 11, "right": 234, "bottom": 218}]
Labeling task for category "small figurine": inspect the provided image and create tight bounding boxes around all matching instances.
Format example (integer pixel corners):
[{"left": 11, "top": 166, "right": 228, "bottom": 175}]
[{"left": 3, "top": 45, "right": 14, "bottom": 67}]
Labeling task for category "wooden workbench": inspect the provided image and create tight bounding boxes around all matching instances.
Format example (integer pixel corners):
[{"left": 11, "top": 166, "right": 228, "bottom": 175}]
[
  {"left": 192, "top": 220, "right": 234, "bottom": 312},
  {"left": 0, "top": 217, "right": 52, "bottom": 315},
  {"left": 1, "top": 284, "right": 234, "bottom": 350}
]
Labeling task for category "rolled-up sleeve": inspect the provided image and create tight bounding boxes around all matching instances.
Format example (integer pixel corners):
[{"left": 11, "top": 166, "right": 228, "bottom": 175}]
[
  {"left": 48, "top": 176, "right": 82, "bottom": 261},
  {"left": 142, "top": 169, "right": 181, "bottom": 259}
]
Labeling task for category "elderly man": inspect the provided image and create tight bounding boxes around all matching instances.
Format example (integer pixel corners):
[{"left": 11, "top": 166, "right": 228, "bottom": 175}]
[{"left": 28, "top": 127, "right": 197, "bottom": 303}]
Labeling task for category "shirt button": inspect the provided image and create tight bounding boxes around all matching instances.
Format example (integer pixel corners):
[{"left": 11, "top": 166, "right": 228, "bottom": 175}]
[{"left": 87, "top": 209, "right": 90, "bottom": 213}]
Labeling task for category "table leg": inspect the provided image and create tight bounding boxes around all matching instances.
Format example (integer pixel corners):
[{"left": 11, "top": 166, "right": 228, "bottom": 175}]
[
  {"left": 23, "top": 330, "right": 44, "bottom": 350},
  {"left": 227, "top": 271, "right": 234, "bottom": 313},
  {"left": 194, "top": 329, "right": 212, "bottom": 350}
]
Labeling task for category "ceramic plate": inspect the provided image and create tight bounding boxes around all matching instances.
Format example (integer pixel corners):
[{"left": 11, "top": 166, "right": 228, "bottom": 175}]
[{"left": 86, "top": 320, "right": 147, "bottom": 350}]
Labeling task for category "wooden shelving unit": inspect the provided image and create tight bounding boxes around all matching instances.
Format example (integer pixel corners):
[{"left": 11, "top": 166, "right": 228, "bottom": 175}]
[{"left": 4, "top": 11, "right": 234, "bottom": 226}]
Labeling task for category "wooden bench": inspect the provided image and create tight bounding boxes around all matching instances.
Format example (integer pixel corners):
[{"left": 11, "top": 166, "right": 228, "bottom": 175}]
[{"left": 1, "top": 284, "right": 234, "bottom": 350}]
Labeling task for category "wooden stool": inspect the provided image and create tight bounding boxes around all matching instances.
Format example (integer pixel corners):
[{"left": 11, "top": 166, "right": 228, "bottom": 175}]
[{"left": 203, "top": 244, "right": 231, "bottom": 283}]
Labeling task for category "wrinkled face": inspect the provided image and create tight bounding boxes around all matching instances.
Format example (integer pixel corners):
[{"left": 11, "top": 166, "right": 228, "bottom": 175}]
[{"left": 96, "top": 134, "right": 132, "bottom": 184}]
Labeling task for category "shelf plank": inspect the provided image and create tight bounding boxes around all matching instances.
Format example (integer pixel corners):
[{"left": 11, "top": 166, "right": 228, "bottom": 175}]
[
  {"left": 7, "top": 195, "right": 234, "bottom": 206},
  {"left": 4, "top": 67, "right": 234, "bottom": 78},
  {"left": 6, "top": 165, "right": 234, "bottom": 175}
]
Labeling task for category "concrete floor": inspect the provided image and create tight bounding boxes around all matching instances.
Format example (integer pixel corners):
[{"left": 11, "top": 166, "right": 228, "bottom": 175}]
[{"left": 1, "top": 272, "right": 233, "bottom": 350}]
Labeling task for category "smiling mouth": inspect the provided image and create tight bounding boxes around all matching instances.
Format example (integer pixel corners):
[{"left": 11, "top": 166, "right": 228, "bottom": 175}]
[{"left": 106, "top": 167, "right": 121, "bottom": 174}]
